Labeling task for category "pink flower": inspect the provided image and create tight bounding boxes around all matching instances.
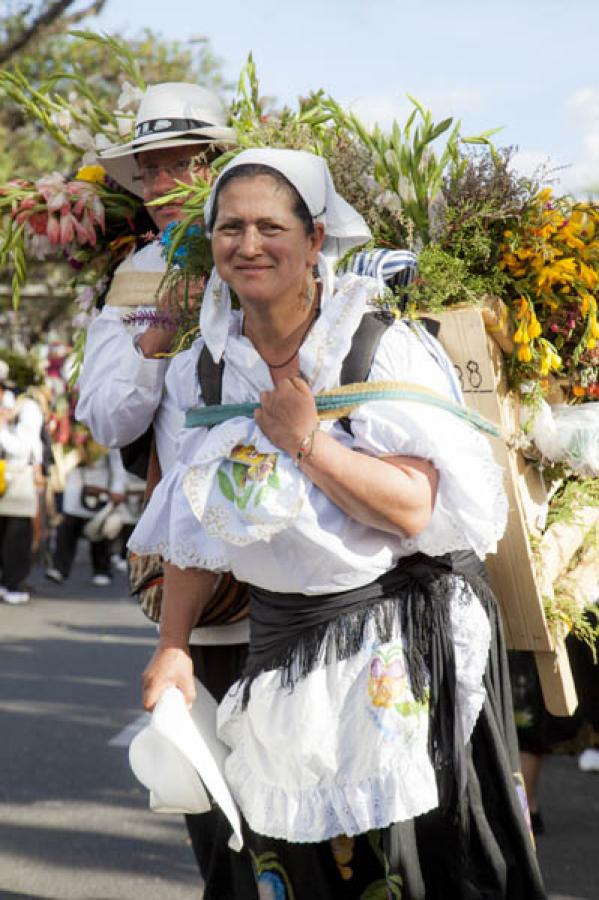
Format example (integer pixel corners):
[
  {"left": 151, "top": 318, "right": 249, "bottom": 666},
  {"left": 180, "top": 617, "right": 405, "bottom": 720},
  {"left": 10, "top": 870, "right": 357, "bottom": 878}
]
[
  {"left": 59, "top": 209, "right": 75, "bottom": 244},
  {"left": 46, "top": 214, "right": 61, "bottom": 244}
]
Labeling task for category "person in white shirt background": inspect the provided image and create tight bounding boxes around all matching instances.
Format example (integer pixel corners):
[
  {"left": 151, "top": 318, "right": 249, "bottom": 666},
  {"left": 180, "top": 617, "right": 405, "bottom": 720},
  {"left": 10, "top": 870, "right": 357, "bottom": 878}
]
[
  {"left": 0, "top": 360, "right": 44, "bottom": 605},
  {"left": 75, "top": 83, "right": 257, "bottom": 898}
]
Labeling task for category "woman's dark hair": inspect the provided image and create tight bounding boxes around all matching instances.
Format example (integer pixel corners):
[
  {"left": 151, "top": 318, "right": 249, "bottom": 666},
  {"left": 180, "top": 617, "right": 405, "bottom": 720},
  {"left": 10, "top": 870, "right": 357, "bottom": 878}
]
[{"left": 208, "top": 163, "right": 315, "bottom": 236}]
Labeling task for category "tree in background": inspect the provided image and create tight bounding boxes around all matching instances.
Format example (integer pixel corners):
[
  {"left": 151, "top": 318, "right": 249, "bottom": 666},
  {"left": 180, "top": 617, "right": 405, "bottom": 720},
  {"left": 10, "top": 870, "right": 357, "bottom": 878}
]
[{"left": 0, "top": 10, "right": 229, "bottom": 340}]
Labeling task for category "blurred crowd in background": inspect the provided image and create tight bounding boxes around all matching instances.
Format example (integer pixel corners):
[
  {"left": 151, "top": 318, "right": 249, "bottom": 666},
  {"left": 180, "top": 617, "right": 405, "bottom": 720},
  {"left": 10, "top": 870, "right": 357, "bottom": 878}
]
[{"left": 0, "top": 341, "right": 144, "bottom": 604}]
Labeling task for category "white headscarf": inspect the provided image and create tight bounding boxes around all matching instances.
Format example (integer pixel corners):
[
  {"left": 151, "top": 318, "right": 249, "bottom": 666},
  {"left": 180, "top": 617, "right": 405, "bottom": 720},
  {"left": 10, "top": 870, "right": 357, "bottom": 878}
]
[{"left": 200, "top": 148, "right": 372, "bottom": 362}]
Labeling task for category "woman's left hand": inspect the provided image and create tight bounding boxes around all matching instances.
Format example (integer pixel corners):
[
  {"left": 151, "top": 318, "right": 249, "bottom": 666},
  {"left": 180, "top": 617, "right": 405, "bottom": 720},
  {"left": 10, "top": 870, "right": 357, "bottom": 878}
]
[{"left": 255, "top": 376, "right": 318, "bottom": 457}]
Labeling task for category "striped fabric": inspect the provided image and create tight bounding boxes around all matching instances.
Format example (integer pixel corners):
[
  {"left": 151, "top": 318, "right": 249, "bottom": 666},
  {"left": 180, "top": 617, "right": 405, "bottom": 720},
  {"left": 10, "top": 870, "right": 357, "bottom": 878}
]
[
  {"left": 340, "top": 248, "right": 463, "bottom": 407},
  {"left": 339, "top": 247, "right": 418, "bottom": 293}
]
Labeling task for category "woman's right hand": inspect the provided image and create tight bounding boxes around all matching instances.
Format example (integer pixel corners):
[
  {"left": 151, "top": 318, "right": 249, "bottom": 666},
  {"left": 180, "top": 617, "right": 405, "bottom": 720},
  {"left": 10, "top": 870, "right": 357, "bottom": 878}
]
[{"left": 142, "top": 643, "right": 196, "bottom": 711}]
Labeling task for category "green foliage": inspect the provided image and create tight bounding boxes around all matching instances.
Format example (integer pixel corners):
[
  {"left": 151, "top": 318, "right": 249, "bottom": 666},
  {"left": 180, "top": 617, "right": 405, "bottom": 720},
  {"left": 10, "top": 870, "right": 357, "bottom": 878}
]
[
  {"left": 545, "top": 476, "right": 599, "bottom": 528},
  {"left": 403, "top": 244, "right": 508, "bottom": 311},
  {"left": 0, "top": 347, "right": 42, "bottom": 388},
  {"left": 0, "top": 28, "right": 229, "bottom": 182}
]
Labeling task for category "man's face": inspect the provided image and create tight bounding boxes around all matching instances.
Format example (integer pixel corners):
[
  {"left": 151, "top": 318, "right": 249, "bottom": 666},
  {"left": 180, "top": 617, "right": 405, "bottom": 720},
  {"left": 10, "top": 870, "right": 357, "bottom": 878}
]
[{"left": 136, "top": 145, "right": 213, "bottom": 233}]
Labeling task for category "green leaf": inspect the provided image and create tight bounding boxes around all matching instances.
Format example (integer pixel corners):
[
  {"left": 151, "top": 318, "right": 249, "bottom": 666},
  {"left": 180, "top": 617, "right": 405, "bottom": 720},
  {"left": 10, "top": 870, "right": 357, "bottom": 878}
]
[
  {"left": 267, "top": 467, "right": 280, "bottom": 489},
  {"left": 428, "top": 116, "right": 453, "bottom": 142},
  {"left": 231, "top": 462, "right": 246, "bottom": 489},
  {"left": 236, "top": 484, "right": 253, "bottom": 510},
  {"left": 217, "top": 470, "right": 235, "bottom": 502}
]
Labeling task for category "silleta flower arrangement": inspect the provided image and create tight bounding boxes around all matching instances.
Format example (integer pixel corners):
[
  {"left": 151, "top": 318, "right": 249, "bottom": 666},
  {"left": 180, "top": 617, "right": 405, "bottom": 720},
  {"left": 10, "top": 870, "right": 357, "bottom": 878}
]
[
  {"left": 500, "top": 188, "right": 599, "bottom": 399},
  {"left": 0, "top": 165, "right": 141, "bottom": 303}
]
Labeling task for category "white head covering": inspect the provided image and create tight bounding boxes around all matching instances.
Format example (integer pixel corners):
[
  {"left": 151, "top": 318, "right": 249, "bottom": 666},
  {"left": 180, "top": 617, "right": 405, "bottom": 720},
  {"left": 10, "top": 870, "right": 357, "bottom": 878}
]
[{"left": 200, "top": 148, "right": 372, "bottom": 361}]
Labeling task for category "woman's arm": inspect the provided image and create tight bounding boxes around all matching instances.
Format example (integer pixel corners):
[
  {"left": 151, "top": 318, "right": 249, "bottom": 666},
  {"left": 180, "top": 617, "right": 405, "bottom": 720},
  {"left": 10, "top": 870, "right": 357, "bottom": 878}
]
[
  {"left": 255, "top": 377, "right": 438, "bottom": 537},
  {"left": 142, "top": 563, "right": 218, "bottom": 710}
]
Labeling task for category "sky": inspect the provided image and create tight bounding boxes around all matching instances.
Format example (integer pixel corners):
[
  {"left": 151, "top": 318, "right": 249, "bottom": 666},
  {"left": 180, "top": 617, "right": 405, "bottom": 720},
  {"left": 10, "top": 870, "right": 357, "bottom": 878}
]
[{"left": 88, "top": 0, "right": 599, "bottom": 194}]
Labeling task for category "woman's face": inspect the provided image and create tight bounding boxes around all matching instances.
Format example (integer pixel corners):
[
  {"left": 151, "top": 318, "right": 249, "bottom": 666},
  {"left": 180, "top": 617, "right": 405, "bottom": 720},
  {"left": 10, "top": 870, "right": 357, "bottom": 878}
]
[{"left": 211, "top": 175, "right": 323, "bottom": 308}]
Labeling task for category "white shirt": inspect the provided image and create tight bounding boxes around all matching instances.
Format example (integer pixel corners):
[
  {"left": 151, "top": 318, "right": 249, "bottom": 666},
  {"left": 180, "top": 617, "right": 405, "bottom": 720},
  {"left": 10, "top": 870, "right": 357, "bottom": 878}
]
[
  {"left": 76, "top": 241, "right": 248, "bottom": 645},
  {"left": 0, "top": 396, "right": 43, "bottom": 467},
  {"left": 76, "top": 242, "right": 181, "bottom": 472},
  {"left": 130, "top": 274, "right": 507, "bottom": 592}
]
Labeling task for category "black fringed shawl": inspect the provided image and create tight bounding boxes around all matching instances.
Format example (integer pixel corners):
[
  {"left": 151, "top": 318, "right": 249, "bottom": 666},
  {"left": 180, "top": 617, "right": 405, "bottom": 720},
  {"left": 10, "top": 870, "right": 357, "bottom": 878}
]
[{"left": 241, "top": 553, "right": 494, "bottom": 818}]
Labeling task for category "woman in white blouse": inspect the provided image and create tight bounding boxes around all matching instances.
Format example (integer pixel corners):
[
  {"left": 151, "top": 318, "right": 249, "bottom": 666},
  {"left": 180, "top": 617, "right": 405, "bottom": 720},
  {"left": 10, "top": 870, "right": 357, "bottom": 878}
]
[{"left": 130, "top": 149, "right": 547, "bottom": 899}]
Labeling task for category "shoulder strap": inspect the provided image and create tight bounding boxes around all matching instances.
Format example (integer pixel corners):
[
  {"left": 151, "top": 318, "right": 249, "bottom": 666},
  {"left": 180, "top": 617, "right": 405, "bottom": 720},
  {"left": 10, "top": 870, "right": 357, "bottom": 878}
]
[
  {"left": 338, "top": 311, "right": 394, "bottom": 433},
  {"left": 340, "top": 311, "right": 395, "bottom": 386},
  {"left": 198, "top": 344, "right": 225, "bottom": 410}
]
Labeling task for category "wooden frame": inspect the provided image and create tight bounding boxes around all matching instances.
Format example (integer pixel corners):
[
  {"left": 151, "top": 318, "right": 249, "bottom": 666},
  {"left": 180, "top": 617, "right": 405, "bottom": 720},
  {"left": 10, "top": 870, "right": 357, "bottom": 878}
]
[{"left": 425, "top": 306, "right": 577, "bottom": 716}]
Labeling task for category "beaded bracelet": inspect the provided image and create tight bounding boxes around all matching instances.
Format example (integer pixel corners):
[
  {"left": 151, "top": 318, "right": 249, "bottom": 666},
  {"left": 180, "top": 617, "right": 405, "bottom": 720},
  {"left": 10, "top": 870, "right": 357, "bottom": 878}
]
[{"left": 295, "top": 425, "right": 319, "bottom": 467}]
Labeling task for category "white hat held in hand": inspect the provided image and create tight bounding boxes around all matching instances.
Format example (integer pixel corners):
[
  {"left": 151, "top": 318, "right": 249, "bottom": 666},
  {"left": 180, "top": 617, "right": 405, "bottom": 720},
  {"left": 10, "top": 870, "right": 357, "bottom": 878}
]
[
  {"left": 99, "top": 83, "right": 236, "bottom": 196},
  {"left": 128, "top": 679, "right": 243, "bottom": 851}
]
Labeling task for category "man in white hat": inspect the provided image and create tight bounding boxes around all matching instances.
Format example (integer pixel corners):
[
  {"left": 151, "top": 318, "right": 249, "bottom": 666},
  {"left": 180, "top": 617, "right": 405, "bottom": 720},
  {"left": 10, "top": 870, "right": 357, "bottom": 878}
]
[{"left": 75, "top": 83, "right": 255, "bottom": 898}]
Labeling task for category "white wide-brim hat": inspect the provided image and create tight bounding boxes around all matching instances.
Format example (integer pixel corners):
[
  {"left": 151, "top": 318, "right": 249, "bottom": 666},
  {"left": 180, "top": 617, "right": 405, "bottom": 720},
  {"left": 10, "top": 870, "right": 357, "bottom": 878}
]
[
  {"left": 128, "top": 679, "right": 243, "bottom": 851},
  {"left": 99, "top": 82, "right": 237, "bottom": 197}
]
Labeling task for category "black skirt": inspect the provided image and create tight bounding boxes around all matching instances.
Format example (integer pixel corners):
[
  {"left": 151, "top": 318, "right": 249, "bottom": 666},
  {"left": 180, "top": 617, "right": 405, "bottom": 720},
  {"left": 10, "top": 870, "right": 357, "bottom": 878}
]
[{"left": 241, "top": 589, "right": 547, "bottom": 900}]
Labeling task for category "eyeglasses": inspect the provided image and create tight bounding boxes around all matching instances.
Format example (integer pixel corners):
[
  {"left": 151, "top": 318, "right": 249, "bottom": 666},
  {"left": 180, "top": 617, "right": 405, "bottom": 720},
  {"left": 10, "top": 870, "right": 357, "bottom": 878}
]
[{"left": 132, "top": 158, "right": 195, "bottom": 187}]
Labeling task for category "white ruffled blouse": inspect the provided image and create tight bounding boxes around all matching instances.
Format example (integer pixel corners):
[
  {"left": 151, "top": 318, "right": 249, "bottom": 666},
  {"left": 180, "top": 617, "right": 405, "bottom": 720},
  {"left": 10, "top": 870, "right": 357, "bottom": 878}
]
[
  {"left": 128, "top": 271, "right": 508, "bottom": 842},
  {"left": 129, "top": 273, "right": 507, "bottom": 590}
]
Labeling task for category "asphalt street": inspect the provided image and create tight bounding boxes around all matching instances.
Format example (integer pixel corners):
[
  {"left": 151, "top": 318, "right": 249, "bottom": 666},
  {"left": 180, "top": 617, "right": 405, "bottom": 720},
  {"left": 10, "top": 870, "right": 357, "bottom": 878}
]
[
  {"left": 0, "top": 550, "right": 598, "bottom": 900},
  {"left": 0, "top": 553, "right": 201, "bottom": 900}
]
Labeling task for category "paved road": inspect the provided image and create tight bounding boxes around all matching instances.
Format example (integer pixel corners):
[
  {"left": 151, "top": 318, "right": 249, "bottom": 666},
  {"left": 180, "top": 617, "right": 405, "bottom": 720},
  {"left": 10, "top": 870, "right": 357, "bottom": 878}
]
[
  {"left": 0, "top": 554, "right": 597, "bottom": 899},
  {"left": 0, "top": 556, "right": 201, "bottom": 900}
]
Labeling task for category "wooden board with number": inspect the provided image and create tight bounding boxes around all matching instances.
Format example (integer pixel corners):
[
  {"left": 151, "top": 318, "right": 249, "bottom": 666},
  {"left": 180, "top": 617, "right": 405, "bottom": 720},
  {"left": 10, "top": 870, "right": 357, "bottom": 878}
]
[{"left": 422, "top": 306, "right": 577, "bottom": 716}]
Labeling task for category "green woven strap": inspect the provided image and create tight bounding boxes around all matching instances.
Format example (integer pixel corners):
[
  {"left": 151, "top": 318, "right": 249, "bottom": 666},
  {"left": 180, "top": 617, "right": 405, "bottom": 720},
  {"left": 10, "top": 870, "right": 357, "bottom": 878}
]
[{"left": 185, "top": 380, "right": 501, "bottom": 439}]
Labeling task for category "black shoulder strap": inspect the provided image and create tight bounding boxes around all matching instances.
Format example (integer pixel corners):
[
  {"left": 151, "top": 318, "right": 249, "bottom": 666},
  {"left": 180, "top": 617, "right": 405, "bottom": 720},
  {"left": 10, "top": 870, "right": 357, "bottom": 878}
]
[
  {"left": 340, "top": 311, "right": 395, "bottom": 386},
  {"left": 198, "top": 343, "right": 225, "bottom": 410},
  {"left": 338, "top": 311, "right": 394, "bottom": 433}
]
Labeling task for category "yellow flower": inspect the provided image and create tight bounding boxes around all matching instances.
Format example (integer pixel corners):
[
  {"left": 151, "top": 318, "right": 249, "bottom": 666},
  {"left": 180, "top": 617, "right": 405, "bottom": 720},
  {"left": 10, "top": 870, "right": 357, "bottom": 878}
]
[
  {"left": 592, "top": 319, "right": 599, "bottom": 338},
  {"left": 75, "top": 164, "right": 106, "bottom": 184},
  {"left": 514, "top": 322, "right": 530, "bottom": 344},
  {"left": 587, "top": 337, "right": 597, "bottom": 350},
  {"left": 579, "top": 260, "right": 598, "bottom": 290},
  {"left": 517, "top": 345, "right": 532, "bottom": 362},
  {"left": 528, "top": 316, "right": 542, "bottom": 339}
]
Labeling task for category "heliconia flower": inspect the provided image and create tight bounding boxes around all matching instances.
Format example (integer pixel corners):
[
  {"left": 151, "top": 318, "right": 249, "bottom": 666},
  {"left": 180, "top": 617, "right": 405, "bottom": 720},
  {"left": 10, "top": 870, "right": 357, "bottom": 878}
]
[
  {"left": 28, "top": 210, "right": 49, "bottom": 235},
  {"left": 59, "top": 208, "right": 75, "bottom": 244},
  {"left": 46, "top": 214, "right": 61, "bottom": 243}
]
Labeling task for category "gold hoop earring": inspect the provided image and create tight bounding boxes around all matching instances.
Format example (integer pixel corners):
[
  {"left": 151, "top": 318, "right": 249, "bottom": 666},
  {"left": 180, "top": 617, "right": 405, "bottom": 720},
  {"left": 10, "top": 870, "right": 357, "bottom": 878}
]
[{"left": 299, "top": 265, "right": 321, "bottom": 311}]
